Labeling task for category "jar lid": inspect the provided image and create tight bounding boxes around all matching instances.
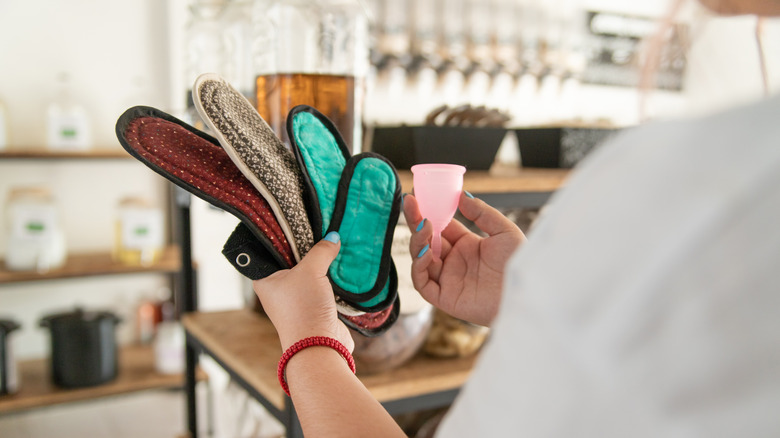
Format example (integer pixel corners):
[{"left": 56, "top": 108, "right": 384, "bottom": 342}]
[
  {"left": 8, "top": 186, "right": 53, "bottom": 202},
  {"left": 40, "top": 307, "right": 120, "bottom": 326},
  {"left": 119, "top": 196, "right": 154, "bottom": 208}
]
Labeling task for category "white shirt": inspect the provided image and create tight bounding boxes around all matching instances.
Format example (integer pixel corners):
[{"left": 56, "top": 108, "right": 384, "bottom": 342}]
[{"left": 438, "top": 94, "right": 780, "bottom": 437}]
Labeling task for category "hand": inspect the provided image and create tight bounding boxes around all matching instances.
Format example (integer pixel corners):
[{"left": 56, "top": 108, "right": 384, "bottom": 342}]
[
  {"left": 253, "top": 233, "right": 354, "bottom": 352},
  {"left": 404, "top": 193, "right": 525, "bottom": 326}
]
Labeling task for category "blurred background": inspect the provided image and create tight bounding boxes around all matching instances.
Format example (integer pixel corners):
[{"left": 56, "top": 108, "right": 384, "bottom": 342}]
[{"left": 0, "top": 0, "right": 777, "bottom": 437}]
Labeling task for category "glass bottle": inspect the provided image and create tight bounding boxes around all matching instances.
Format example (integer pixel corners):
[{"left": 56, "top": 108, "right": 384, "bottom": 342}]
[
  {"left": 251, "top": 0, "right": 369, "bottom": 153},
  {"left": 114, "top": 196, "right": 164, "bottom": 266},
  {"left": 221, "top": 0, "right": 255, "bottom": 101},
  {"left": 46, "top": 73, "right": 92, "bottom": 150},
  {"left": 183, "top": 0, "right": 229, "bottom": 131}
]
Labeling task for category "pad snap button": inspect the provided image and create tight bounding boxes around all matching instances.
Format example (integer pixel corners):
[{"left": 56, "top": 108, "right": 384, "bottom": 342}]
[{"left": 236, "top": 253, "right": 251, "bottom": 267}]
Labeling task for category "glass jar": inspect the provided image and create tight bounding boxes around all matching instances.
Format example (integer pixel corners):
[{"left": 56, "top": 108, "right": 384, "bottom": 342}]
[
  {"left": 251, "top": 0, "right": 369, "bottom": 153},
  {"left": 183, "top": 0, "right": 229, "bottom": 131},
  {"left": 46, "top": 72, "right": 92, "bottom": 150},
  {"left": 5, "top": 186, "right": 67, "bottom": 272},
  {"left": 220, "top": 0, "right": 255, "bottom": 100},
  {"left": 114, "top": 197, "right": 164, "bottom": 266}
]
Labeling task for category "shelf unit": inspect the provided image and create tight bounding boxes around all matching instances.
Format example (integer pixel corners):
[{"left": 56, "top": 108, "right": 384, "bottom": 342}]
[
  {"left": 0, "top": 147, "right": 199, "bottom": 415},
  {"left": 181, "top": 167, "right": 570, "bottom": 438},
  {"left": 398, "top": 165, "right": 569, "bottom": 208},
  {"left": 397, "top": 165, "right": 568, "bottom": 194}
]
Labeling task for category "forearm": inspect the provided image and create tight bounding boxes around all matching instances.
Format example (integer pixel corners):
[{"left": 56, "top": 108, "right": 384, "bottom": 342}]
[{"left": 286, "top": 346, "right": 405, "bottom": 437}]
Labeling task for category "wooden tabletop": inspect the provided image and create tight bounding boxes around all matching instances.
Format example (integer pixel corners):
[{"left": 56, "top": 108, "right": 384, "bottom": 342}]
[
  {"left": 182, "top": 309, "right": 477, "bottom": 412},
  {"left": 397, "top": 165, "right": 569, "bottom": 195},
  {"left": 0, "top": 344, "right": 206, "bottom": 414}
]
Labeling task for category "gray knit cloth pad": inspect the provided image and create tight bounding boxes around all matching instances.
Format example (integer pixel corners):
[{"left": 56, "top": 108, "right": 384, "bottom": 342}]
[{"left": 195, "top": 75, "right": 314, "bottom": 259}]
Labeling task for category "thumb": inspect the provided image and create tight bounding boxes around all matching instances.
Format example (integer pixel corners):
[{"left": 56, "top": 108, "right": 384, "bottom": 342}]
[
  {"left": 296, "top": 231, "right": 341, "bottom": 276},
  {"left": 458, "top": 192, "right": 519, "bottom": 237}
]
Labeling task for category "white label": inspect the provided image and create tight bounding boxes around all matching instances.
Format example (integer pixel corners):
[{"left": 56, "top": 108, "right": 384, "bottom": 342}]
[
  {"left": 10, "top": 205, "right": 57, "bottom": 242},
  {"left": 120, "top": 209, "right": 163, "bottom": 250},
  {"left": 47, "top": 112, "right": 91, "bottom": 149}
]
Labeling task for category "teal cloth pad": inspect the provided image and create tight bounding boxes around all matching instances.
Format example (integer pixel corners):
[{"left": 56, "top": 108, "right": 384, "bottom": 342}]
[
  {"left": 291, "top": 111, "right": 348, "bottom": 237},
  {"left": 328, "top": 155, "right": 400, "bottom": 305},
  {"left": 288, "top": 105, "right": 400, "bottom": 310}
]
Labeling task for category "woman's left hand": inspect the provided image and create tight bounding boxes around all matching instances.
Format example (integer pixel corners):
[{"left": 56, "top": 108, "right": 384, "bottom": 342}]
[{"left": 253, "top": 232, "right": 354, "bottom": 352}]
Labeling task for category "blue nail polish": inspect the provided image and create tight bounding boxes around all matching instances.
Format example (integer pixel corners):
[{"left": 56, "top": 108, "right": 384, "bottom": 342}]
[
  {"left": 416, "top": 219, "right": 426, "bottom": 232},
  {"left": 465, "top": 191, "right": 474, "bottom": 199},
  {"left": 417, "top": 244, "right": 430, "bottom": 258},
  {"left": 324, "top": 231, "right": 340, "bottom": 244}
]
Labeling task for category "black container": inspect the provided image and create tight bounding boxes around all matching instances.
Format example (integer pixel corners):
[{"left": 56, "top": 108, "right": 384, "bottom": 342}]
[
  {"left": 0, "top": 318, "right": 21, "bottom": 395},
  {"left": 40, "top": 308, "right": 121, "bottom": 388},
  {"left": 371, "top": 126, "right": 506, "bottom": 170},
  {"left": 515, "top": 127, "right": 620, "bottom": 168}
]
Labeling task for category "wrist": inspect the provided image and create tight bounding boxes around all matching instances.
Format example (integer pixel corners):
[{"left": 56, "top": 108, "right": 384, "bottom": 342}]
[
  {"left": 277, "top": 319, "right": 349, "bottom": 352},
  {"left": 278, "top": 336, "right": 356, "bottom": 396},
  {"left": 279, "top": 328, "right": 341, "bottom": 352}
]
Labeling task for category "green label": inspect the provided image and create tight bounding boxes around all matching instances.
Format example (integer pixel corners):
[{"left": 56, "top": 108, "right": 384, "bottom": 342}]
[
  {"left": 26, "top": 222, "right": 46, "bottom": 232},
  {"left": 133, "top": 227, "right": 149, "bottom": 236},
  {"left": 61, "top": 128, "right": 77, "bottom": 138}
]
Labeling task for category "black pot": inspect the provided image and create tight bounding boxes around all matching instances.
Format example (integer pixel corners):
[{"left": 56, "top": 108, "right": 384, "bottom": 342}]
[
  {"left": 40, "top": 308, "right": 121, "bottom": 388},
  {"left": 0, "top": 318, "right": 21, "bottom": 395}
]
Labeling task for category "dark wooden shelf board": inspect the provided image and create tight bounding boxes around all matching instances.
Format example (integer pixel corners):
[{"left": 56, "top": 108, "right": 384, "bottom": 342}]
[{"left": 0, "top": 246, "right": 182, "bottom": 284}]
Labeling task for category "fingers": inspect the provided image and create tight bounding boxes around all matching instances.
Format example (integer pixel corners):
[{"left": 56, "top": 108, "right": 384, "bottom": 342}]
[
  {"left": 440, "top": 215, "right": 473, "bottom": 246},
  {"left": 409, "top": 217, "right": 443, "bottom": 288},
  {"left": 457, "top": 192, "right": 519, "bottom": 237},
  {"left": 408, "top": 216, "right": 431, "bottom": 257},
  {"left": 410, "top": 245, "right": 442, "bottom": 305},
  {"left": 402, "top": 193, "right": 423, "bottom": 233},
  {"left": 295, "top": 231, "right": 341, "bottom": 276},
  {"left": 406, "top": 193, "right": 457, "bottom": 258}
]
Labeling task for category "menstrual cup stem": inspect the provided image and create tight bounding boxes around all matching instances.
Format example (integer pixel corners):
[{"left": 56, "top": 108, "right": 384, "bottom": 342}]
[{"left": 432, "top": 232, "right": 442, "bottom": 259}]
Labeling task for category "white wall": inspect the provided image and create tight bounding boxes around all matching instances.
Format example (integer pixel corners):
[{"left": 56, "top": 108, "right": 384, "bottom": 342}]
[
  {"left": 0, "top": 0, "right": 174, "bottom": 359},
  {"left": 685, "top": 14, "right": 780, "bottom": 114}
]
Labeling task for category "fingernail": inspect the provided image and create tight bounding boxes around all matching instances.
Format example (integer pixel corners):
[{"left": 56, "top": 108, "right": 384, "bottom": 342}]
[
  {"left": 465, "top": 191, "right": 474, "bottom": 199},
  {"left": 417, "top": 244, "right": 430, "bottom": 258},
  {"left": 416, "top": 218, "right": 426, "bottom": 232},
  {"left": 324, "top": 231, "right": 340, "bottom": 244}
]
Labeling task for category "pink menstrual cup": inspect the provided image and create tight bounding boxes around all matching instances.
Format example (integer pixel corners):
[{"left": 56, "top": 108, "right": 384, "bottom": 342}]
[{"left": 411, "top": 163, "right": 466, "bottom": 259}]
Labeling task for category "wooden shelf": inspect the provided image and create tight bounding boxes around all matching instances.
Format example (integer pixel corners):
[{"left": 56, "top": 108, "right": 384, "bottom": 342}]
[
  {"left": 183, "top": 309, "right": 477, "bottom": 413},
  {"left": 397, "top": 165, "right": 569, "bottom": 195},
  {"left": 0, "top": 343, "right": 207, "bottom": 414},
  {"left": 0, "top": 148, "right": 130, "bottom": 160},
  {"left": 0, "top": 246, "right": 181, "bottom": 284}
]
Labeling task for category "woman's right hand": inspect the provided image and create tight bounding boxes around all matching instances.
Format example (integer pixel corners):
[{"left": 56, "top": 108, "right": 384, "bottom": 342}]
[{"left": 403, "top": 192, "right": 525, "bottom": 326}]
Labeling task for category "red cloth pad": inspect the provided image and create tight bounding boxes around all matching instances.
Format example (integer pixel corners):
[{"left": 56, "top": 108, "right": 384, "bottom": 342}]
[{"left": 116, "top": 107, "right": 294, "bottom": 268}]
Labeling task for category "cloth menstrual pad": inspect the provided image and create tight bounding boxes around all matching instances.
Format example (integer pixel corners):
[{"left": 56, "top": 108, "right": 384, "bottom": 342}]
[
  {"left": 288, "top": 106, "right": 401, "bottom": 311},
  {"left": 193, "top": 73, "right": 314, "bottom": 262},
  {"left": 115, "top": 106, "right": 293, "bottom": 269}
]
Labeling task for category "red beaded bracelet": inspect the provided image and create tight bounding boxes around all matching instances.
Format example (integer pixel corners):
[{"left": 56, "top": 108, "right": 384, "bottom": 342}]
[{"left": 277, "top": 336, "right": 356, "bottom": 396}]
